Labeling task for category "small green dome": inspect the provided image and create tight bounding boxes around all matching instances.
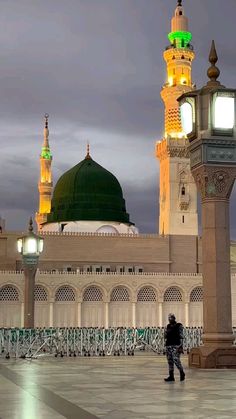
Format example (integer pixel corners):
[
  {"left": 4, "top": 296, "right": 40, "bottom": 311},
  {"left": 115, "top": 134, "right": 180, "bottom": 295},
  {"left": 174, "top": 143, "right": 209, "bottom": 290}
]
[{"left": 47, "top": 155, "right": 132, "bottom": 224}]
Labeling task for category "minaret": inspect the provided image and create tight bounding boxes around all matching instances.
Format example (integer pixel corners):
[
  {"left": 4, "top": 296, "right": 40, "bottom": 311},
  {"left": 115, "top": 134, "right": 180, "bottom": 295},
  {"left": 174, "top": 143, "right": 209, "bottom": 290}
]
[
  {"left": 35, "top": 114, "right": 53, "bottom": 230},
  {"left": 156, "top": 0, "right": 198, "bottom": 236}
]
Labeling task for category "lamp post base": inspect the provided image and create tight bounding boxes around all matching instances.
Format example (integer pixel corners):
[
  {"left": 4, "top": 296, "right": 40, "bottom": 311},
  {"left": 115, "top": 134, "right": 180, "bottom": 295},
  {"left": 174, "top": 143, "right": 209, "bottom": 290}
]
[{"left": 189, "top": 346, "right": 236, "bottom": 369}]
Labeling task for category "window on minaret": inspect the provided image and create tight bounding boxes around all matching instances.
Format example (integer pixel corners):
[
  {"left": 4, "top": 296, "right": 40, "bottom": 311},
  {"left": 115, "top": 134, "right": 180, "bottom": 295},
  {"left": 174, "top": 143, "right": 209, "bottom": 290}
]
[{"left": 181, "top": 186, "right": 186, "bottom": 196}]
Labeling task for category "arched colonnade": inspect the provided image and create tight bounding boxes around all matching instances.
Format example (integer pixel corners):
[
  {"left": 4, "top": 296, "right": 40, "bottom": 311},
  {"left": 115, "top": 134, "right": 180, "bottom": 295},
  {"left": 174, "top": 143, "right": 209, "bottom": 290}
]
[{"left": 0, "top": 283, "right": 204, "bottom": 328}]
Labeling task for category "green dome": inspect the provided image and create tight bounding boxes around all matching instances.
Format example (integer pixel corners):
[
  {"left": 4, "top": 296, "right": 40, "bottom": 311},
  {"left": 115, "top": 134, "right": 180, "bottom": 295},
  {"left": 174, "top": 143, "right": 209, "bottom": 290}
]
[{"left": 47, "top": 155, "right": 132, "bottom": 224}]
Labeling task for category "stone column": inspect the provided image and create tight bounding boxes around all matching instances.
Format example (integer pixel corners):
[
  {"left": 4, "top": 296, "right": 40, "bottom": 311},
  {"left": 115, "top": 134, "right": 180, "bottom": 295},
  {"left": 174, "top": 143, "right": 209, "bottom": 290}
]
[
  {"left": 23, "top": 265, "right": 37, "bottom": 328},
  {"left": 49, "top": 300, "right": 54, "bottom": 327},
  {"left": 158, "top": 300, "right": 163, "bottom": 327},
  {"left": 185, "top": 301, "right": 189, "bottom": 327},
  {"left": 132, "top": 302, "right": 136, "bottom": 328},
  {"left": 21, "top": 302, "right": 24, "bottom": 328},
  {"left": 77, "top": 301, "right": 82, "bottom": 327},
  {"left": 104, "top": 301, "right": 109, "bottom": 329},
  {"left": 189, "top": 166, "right": 236, "bottom": 368}
]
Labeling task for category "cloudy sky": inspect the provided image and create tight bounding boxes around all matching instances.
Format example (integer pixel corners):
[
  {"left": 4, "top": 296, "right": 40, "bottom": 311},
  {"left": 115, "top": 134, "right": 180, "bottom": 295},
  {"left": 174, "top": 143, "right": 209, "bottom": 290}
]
[{"left": 0, "top": 0, "right": 236, "bottom": 235}]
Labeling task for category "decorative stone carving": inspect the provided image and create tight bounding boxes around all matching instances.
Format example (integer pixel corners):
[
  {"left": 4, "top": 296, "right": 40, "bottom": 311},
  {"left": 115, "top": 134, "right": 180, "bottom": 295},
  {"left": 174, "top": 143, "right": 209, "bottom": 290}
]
[
  {"left": 190, "top": 148, "right": 202, "bottom": 168},
  {"left": 192, "top": 165, "right": 236, "bottom": 200},
  {"left": 179, "top": 200, "right": 189, "bottom": 211},
  {"left": 169, "top": 146, "right": 189, "bottom": 158},
  {"left": 207, "top": 147, "right": 235, "bottom": 163},
  {"left": 156, "top": 138, "right": 190, "bottom": 161}
]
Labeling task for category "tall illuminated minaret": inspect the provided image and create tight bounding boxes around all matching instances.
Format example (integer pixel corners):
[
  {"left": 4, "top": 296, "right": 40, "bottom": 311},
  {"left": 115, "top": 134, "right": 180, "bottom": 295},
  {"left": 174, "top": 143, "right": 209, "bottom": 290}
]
[
  {"left": 35, "top": 114, "right": 53, "bottom": 230},
  {"left": 156, "top": 0, "right": 198, "bottom": 236}
]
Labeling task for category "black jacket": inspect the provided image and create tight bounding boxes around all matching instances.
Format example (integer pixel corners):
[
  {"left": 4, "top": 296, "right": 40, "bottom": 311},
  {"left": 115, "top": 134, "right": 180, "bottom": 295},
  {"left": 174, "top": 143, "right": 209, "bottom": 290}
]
[{"left": 164, "top": 322, "right": 184, "bottom": 346}]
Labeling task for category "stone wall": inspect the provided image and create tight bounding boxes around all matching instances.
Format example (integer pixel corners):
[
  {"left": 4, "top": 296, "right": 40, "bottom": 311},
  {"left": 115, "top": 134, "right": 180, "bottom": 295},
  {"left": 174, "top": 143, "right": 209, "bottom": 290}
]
[{"left": 0, "top": 232, "right": 204, "bottom": 273}]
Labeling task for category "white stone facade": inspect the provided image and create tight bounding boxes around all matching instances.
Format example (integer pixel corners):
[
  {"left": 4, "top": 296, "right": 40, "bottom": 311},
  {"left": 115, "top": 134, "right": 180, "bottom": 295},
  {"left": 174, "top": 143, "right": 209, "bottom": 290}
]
[
  {"left": 157, "top": 138, "right": 198, "bottom": 236},
  {"left": 1, "top": 271, "right": 236, "bottom": 328},
  {"left": 41, "top": 220, "right": 139, "bottom": 235}
]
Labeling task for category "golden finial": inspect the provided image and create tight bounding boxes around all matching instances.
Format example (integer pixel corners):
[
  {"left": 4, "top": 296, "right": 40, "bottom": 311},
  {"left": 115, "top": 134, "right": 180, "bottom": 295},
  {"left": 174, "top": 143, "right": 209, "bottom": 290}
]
[
  {"left": 85, "top": 142, "right": 91, "bottom": 159},
  {"left": 44, "top": 113, "right": 49, "bottom": 129},
  {"left": 207, "top": 40, "right": 220, "bottom": 85},
  {"left": 28, "top": 217, "right": 34, "bottom": 232}
]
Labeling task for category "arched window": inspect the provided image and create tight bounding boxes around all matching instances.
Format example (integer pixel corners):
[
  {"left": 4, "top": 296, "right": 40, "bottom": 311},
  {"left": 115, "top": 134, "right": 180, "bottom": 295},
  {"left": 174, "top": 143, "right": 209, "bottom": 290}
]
[
  {"left": 0, "top": 285, "right": 19, "bottom": 301},
  {"left": 34, "top": 285, "right": 48, "bottom": 301},
  {"left": 83, "top": 286, "right": 103, "bottom": 301},
  {"left": 55, "top": 286, "right": 75, "bottom": 302},
  {"left": 164, "top": 287, "right": 183, "bottom": 302},
  {"left": 190, "top": 287, "right": 203, "bottom": 302},
  {"left": 111, "top": 286, "right": 130, "bottom": 302},
  {"left": 137, "top": 287, "right": 157, "bottom": 302}
]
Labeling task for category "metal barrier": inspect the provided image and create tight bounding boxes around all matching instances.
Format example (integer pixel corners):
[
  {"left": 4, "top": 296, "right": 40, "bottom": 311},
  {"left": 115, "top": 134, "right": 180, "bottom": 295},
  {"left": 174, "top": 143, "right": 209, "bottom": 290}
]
[
  {"left": 0, "top": 327, "right": 206, "bottom": 359},
  {"left": 0, "top": 327, "right": 235, "bottom": 359}
]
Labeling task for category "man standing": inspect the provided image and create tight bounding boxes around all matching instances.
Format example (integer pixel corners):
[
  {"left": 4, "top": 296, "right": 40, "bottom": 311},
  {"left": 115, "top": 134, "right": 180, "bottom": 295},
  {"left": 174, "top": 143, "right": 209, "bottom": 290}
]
[{"left": 164, "top": 313, "right": 185, "bottom": 382}]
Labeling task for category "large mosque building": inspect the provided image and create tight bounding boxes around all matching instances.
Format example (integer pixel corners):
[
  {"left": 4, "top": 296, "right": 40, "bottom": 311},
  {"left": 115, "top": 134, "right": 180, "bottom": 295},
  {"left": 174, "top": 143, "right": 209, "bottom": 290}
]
[{"left": 0, "top": 0, "right": 236, "bottom": 329}]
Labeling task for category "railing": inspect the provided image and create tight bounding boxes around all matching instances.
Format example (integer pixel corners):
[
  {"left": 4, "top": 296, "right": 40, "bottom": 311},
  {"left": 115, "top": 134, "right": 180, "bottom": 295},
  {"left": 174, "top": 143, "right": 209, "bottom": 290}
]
[
  {"left": 2, "top": 327, "right": 233, "bottom": 359},
  {"left": 0, "top": 270, "right": 203, "bottom": 277},
  {"left": 2, "top": 271, "right": 236, "bottom": 278},
  {"left": 165, "top": 44, "right": 194, "bottom": 51},
  {"left": 39, "top": 231, "right": 166, "bottom": 238}
]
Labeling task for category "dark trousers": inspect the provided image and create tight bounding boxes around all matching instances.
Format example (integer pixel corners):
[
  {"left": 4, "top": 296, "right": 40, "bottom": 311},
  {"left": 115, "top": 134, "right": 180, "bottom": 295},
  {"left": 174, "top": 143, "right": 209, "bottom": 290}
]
[{"left": 166, "top": 345, "right": 184, "bottom": 373}]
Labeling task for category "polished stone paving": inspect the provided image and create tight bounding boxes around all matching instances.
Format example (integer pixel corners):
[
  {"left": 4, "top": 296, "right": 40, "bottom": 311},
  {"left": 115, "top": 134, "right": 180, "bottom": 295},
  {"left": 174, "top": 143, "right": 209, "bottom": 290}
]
[{"left": 1, "top": 355, "right": 236, "bottom": 418}]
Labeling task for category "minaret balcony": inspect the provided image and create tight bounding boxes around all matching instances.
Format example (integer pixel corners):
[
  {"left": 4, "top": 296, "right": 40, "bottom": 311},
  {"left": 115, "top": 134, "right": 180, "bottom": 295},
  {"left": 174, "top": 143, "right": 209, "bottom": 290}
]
[{"left": 165, "top": 43, "right": 194, "bottom": 51}]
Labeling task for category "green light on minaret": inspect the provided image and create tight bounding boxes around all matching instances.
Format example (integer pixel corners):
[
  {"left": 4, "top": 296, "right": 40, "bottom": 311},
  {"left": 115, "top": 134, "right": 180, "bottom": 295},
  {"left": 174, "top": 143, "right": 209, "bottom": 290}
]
[
  {"left": 168, "top": 31, "right": 192, "bottom": 48},
  {"left": 41, "top": 147, "right": 52, "bottom": 160}
]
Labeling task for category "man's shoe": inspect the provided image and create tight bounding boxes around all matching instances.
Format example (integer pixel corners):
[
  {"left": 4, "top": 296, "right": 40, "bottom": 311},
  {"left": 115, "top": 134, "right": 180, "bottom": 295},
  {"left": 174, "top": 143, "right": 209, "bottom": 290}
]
[
  {"left": 164, "top": 374, "right": 175, "bottom": 382},
  {"left": 180, "top": 371, "right": 185, "bottom": 382}
]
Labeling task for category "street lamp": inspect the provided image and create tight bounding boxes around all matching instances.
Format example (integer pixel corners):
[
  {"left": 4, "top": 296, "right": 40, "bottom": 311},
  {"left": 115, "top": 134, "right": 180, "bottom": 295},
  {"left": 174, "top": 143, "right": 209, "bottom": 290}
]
[
  {"left": 178, "top": 41, "right": 236, "bottom": 368},
  {"left": 17, "top": 217, "right": 44, "bottom": 328}
]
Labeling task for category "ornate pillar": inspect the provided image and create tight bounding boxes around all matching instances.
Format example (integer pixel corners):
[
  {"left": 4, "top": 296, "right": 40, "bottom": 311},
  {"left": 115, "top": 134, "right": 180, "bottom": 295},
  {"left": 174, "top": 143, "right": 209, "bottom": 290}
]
[
  {"left": 188, "top": 166, "right": 236, "bottom": 367},
  {"left": 194, "top": 166, "right": 236, "bottom": 344}
]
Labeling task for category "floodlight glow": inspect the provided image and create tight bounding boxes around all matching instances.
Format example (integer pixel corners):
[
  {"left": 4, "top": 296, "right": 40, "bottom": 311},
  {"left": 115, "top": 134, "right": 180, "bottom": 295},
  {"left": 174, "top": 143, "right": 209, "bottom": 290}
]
[
  {"left": 168, "top": 76, "right": 173, "bottom": 86},
  {"left": 214, "top": 97, "right": 234, "bottom": 129},
  {"left": 26, "top": 238, "right": 37, "bottom": 254},
  {"left": 39, "top": 238, "right": 44, "bottom": 253},
  {"left": 180, "top": 102, "right": 193, "bottom": 134},
  {"left": 17, "top": 239, "right": 23, "bottom": 253}
]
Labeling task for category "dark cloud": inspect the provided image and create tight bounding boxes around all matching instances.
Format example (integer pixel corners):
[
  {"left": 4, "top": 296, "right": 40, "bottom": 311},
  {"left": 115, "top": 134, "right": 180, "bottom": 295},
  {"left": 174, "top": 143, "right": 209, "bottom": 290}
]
[
  {"left": 0, "top": 0, "right": 236, "bottom": 235},
  {"left": 123, "top": 182, "right": 158, "bottom": 233}
]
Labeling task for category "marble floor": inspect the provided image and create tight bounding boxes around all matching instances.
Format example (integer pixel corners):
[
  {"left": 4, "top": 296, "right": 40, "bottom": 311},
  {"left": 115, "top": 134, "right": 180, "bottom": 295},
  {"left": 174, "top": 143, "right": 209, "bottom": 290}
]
[{"left": 0, "top": 355, "right": 236, "bottom": 419}]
